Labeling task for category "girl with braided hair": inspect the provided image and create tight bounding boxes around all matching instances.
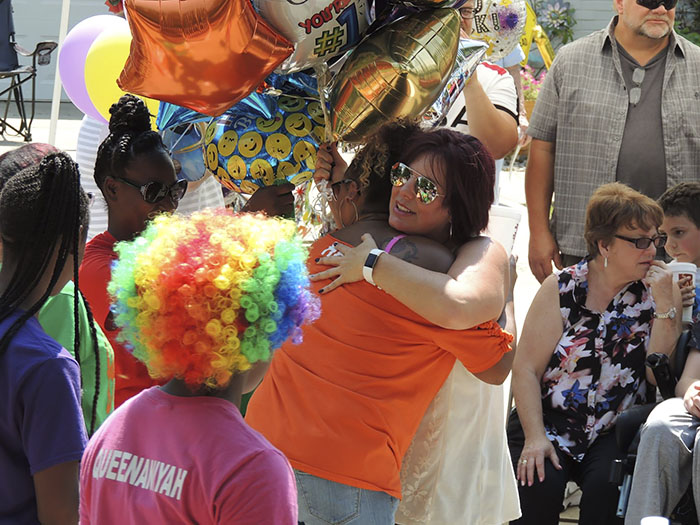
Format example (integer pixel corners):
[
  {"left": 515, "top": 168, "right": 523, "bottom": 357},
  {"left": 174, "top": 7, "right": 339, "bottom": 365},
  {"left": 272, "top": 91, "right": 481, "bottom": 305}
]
[
  {"left": 80, "top": 94, "right": 188, "bottom": 407},
  {"left": 0, "top": 152, "right": 91, "bottom": 523},
  {"left": 0, "top": 143, "right": 115, "bottom": 436}
]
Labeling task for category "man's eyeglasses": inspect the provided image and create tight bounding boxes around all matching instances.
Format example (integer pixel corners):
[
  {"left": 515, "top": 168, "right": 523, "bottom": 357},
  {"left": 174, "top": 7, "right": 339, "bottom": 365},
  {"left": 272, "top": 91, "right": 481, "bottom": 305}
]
[
  {"left": 459, "top": 7, "right": 476, "bottom": 19},
  {"left": 117, "top": 177, "right": 188, "bottom": 205},
  {"left": 390, "top": 162, "right": 444, "bottom": 205},
  {"left": 636, "top": 0, "right": 678, "bottom": 10},
  {"left": 614, "top": 234, "right": 667, "bottom": 250},
  {"left": 330, "top": 178, "right": 355, "bottom": 201}
]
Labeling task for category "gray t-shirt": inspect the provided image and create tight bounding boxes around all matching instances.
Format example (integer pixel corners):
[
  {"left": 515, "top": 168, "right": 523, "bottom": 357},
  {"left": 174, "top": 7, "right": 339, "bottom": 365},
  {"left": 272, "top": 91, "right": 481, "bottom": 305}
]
[{"left": 615, "top": 44, "right": 667, "bottom": 198}]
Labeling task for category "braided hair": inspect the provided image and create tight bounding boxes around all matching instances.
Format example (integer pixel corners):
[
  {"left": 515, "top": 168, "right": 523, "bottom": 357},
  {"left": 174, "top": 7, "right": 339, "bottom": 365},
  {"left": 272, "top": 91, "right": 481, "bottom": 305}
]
[
  {"left": 0, "top": 152, "right": 100, "bottom": 433},
  {"left": 94, "top": 94, "right": 166, "bottom": 191}
]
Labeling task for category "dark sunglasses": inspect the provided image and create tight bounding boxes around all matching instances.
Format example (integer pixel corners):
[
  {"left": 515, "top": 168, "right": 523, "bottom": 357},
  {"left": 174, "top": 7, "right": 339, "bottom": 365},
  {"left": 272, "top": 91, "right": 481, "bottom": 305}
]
[
  {"left": 330, "top": 178, "right": 355, "bottom": 201},
  {"left": 636, "top": 0, "right": 677, "bottom": 10},
  {"left": 117, "top": 176, "right": 188, "bottom": 205},
  {"left": 614, "top": 234, "right": 667, "bottom": 249},
  {"left": 390, "top": 162, "right": 444, "bottom": 204}
]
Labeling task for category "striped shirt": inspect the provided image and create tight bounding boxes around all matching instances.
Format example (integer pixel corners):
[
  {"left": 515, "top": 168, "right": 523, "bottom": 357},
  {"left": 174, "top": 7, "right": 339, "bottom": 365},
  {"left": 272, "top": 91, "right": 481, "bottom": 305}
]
[{"left": 528, "top": 17, "right": 700, "bottom": 256}]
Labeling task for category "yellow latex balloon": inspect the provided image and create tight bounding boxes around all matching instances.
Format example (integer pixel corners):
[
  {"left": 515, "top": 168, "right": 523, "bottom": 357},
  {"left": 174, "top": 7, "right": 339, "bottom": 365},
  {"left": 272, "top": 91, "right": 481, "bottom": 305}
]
[
  {"left": 84, "top": 25, "right": 159, "bottom": 128},
  {"left": 330, "top": 9, "right": 461, "bottom": 143}
]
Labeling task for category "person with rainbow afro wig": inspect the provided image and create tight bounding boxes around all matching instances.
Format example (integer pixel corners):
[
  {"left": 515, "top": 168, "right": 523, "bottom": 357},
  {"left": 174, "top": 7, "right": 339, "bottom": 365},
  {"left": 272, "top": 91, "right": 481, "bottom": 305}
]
[{"left": 79, "top": 209, "right": 318, "bottom": 524}]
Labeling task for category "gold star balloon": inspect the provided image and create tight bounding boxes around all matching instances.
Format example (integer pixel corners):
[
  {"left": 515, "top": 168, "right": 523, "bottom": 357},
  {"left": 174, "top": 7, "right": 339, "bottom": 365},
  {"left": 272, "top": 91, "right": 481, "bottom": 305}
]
[
  {"left": 118, "top": 0, "right": 294, "bottom": 116},
  {"left": 330, "top": 8, "right": 461, "bottom": 143}
]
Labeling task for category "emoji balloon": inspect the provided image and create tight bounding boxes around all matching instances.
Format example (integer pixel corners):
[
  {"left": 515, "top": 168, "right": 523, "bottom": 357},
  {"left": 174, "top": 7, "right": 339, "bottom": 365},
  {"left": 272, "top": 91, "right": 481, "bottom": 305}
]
[
  {"left": 330, "top": 8, "right": 461, "bottom": 143},
  {"left": 254, "top": 0, "right": 370, "bottom": 74},
  {"left": 118, "top": 0, "right": 294, "bottom": 116},
  {"left": 205, "top": 94, "right": 325, "bottom": 194}
]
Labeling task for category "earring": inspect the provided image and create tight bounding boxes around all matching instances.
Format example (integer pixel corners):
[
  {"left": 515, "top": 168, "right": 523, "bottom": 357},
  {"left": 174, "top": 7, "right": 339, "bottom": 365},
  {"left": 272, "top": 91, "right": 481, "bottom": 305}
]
[
  {"left": 449, "top": 222, "right": 453, "bottom": 238},
  {"left": 604, "top": 256, "right": 608, "bottom": 268},
  {"left": 351, "top": 201, "right": 359, "bottom": 225}
]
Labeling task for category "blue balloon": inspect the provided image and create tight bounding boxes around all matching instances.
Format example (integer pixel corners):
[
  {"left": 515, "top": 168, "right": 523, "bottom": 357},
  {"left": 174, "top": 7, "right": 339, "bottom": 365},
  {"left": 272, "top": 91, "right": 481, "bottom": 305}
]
[{"left": 161, "top": 123, "right": 208, "bottom": 182}]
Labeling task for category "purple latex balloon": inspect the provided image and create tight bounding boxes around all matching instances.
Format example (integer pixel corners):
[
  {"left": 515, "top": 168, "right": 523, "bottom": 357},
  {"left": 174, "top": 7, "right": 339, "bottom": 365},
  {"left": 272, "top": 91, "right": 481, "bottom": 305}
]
[{"left": 59, "top": 15, "right": 128, "bottom": 122}]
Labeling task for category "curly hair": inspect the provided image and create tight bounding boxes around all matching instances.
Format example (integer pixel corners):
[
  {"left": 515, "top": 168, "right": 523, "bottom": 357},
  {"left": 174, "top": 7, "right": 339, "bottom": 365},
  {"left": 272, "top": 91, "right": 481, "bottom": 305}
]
[
  {"left": 658, "top": 182, "right": 700, "bottom": 228},
  {"left": 108, "top": 209, "right": 320, "bottom": 389},
  {"left": 93, "top": 94, "right": 167, "bottom": 191},
  {"left": 345, "top": 119, "right": 423, "bottom": 210}
]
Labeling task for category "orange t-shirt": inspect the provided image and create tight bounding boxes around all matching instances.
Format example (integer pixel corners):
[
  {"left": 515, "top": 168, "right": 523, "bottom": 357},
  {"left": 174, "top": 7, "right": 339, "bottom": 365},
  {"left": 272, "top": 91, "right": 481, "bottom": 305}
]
[
  {"left": 246, "top": 235, "right": 513, "bottom": 498},
  {"left": 79, "top": 232, "right": 162, "bottom": 408}
]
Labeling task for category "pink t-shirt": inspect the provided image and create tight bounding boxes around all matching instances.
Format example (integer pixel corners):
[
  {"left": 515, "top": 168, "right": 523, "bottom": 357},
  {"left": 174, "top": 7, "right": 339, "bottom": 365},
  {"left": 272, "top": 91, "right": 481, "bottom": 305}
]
[{"left": 80, "top": 387, "right": 297, "bottom": 524}]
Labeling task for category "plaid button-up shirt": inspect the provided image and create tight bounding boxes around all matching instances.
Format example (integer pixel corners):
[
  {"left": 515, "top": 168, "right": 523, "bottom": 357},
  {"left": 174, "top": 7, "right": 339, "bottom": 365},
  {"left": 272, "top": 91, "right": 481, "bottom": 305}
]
[{"left": 528, "top": 17, "right": 700, "bottom": 257}]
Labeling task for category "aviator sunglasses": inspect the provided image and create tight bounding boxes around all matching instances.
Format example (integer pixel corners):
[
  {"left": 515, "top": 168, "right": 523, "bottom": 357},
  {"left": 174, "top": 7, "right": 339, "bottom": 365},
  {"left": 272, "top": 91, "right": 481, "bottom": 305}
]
[
  {"left": 614, "top": 234, "right": 667, "bottom": 250},
  {"left": 117, "top": 176, "right": 189, "bottom": 205},
  {"left": 636, "top": 0, "right": 678, "bottom": 9},
  {"left": 390, "top": 162, "right": 445, "bottom": 205}
]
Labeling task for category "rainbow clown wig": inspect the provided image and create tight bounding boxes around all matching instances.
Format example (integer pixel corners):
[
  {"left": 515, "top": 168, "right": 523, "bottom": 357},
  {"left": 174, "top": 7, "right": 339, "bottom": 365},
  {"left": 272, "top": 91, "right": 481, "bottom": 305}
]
[{"left": 107, "top": 209, "right": 320, "bottom": 389}]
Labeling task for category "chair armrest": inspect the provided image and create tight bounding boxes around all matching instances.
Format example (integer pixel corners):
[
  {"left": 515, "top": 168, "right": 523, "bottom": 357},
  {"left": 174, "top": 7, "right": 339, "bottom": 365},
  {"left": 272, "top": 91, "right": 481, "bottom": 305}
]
[
  {"left": 12, "top": 42, "right": 33, "bottom": 57},
  {"left": 34, "top": 42, "right": 58, "bottom": 66},
  {"left": 13, "top": 41, "right": 58, "bottom": 66}
]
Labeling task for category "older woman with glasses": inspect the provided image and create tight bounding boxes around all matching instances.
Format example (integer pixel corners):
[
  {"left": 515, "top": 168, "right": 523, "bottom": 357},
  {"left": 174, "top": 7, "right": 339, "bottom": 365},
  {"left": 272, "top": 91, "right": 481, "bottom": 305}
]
[
  {"left": 508, "top": 182, "right": 682, "bottom": 525},
  {"left": 246, "top": 121, "right": 513, "bottom": 525}
]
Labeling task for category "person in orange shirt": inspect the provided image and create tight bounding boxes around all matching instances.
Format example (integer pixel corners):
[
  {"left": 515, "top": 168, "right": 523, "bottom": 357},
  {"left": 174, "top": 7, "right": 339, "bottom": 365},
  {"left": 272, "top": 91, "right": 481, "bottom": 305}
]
[{"left": 246, "top": 121, "right": 513, "bottom": 524}]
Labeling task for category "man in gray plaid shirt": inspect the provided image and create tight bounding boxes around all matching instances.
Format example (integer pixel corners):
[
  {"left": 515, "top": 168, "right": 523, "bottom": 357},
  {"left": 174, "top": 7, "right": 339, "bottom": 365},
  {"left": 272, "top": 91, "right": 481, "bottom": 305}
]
[{"left": 525, "top": 0, "right": 700, "bottom": 283}]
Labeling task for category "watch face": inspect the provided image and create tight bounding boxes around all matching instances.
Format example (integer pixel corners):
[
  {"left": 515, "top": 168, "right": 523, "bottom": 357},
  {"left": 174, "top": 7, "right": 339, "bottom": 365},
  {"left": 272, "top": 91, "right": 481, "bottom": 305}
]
[{"left": 365, "top": 252, "right": 379, "bottom": 269}]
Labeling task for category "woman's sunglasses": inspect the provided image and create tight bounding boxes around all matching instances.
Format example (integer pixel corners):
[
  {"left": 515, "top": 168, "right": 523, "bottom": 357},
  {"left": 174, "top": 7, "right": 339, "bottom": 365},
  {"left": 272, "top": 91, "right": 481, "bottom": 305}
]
[
  {"left": 636, "top": 0, "right": 677, "bottom": 9},
  {"left": 614, "top": 234, "right": 667, "bottom": 250},
  {"left": 117, "top": 176, "right": 188, "bottom": 205},
  {"left": 390, "top": 162, "right": 444, "bottom": 204}
]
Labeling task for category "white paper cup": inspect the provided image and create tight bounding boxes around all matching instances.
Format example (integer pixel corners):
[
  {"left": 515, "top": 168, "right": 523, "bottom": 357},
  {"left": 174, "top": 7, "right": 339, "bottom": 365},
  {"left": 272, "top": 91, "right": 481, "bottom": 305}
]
[
  {"left": 640, "top": 517, "right": 670, "bottom": 525},
  {"left": 667, "top": 261, "right": 696, "bottom": 324}
]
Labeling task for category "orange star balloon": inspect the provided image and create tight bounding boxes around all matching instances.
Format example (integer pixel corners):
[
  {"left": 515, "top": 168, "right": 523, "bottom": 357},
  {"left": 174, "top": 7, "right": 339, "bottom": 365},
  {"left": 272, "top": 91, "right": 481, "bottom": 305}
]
[{"left": 118, "top": 0, "right": 294, "bottom": 116}]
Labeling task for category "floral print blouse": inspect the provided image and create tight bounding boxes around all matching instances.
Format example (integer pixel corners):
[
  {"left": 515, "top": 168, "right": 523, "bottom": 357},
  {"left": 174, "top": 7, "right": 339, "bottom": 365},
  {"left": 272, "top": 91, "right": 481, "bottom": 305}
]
[{"left": 541, "top": 259, "right": 655, "bottom": 461}]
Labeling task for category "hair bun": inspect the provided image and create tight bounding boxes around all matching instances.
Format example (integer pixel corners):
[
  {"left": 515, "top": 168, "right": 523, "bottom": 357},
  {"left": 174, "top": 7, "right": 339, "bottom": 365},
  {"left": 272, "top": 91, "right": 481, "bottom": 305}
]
[{"left": 108, "top": 94, "right": 151, "bottom": 136}]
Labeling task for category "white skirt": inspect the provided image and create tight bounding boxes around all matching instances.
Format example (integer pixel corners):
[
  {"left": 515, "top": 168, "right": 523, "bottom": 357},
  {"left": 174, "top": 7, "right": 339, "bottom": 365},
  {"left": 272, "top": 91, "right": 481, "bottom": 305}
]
[{"left": 397, "top": 361, "right": 521, "bottom": 525}]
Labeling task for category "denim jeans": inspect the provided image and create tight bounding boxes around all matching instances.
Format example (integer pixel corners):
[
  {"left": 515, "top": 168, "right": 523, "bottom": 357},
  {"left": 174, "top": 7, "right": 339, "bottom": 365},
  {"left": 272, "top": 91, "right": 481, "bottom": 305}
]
[{"left": 295, "top": 470, "right": 399, "bottom": 525}]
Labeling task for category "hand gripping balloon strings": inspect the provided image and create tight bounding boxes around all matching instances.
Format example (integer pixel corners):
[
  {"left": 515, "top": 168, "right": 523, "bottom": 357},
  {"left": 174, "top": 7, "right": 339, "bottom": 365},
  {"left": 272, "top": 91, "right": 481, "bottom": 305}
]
[
  {"left": 312, "top": 62, "right": 335, "bottom": 204},
  {"left": 107, "top": 209, "right": 320, "bottom": 389}
]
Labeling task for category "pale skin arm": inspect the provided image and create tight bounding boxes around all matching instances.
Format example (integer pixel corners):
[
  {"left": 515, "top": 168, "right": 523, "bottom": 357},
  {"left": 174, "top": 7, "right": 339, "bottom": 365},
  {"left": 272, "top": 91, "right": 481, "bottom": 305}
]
[
  {"left": 525, "top": 139, "right": 561, "bottom": 283},
  {"left": 511, "top": 275, "right": 564, "bottom": 486},
  {"left": 462, "top": 71, "right": 519, "bottom": 159},
  {"left": 34, "top": 461, "right": 80, "bottom": 525},
  {"left": 644, "top": 261, "right": 683, "bottom": 384},
  {"left": 312, "top": 234, "right": 509, "bottom": 331},
  {"left": 505, "top": 64, "right": 531, "bottom": 148}
]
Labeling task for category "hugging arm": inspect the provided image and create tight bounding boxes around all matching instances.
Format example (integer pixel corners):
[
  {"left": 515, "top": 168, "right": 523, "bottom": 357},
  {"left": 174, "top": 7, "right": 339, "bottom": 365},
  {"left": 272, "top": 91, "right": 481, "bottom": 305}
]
[{"left": 314, "top": 234, "right": 508, "bottom": 330}]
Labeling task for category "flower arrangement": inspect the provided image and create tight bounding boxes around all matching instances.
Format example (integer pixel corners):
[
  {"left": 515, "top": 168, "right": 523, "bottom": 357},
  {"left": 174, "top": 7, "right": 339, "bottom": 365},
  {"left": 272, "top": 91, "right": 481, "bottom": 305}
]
[
  {"left": 533, "top": 1, "right": 577, "bottom": 46},
  {"left": 520, "top": 65, "right": 546, "bottom": 102},
  {"left": 676, "top": 0, "right": 700, "bottom": 46},
  {"left": 105, "top": 0, "right": 123, "bottom": 14}
]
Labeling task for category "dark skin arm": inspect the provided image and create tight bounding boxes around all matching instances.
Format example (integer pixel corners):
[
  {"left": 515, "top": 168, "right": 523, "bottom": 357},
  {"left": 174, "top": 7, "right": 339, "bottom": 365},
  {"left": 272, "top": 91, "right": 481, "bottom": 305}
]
[
  {"left": 242, "top": 182, "right": 295, "bottom": 217},
  {"left": 34, "top": 461, "right": 80, "bottom": 525}
]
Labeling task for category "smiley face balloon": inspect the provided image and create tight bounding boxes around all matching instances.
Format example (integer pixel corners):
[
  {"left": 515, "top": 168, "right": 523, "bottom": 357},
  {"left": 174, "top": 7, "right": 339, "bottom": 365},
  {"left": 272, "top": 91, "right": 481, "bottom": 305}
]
[{"left": 205, "top": 94, "right": 325, "bottom": 193}]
